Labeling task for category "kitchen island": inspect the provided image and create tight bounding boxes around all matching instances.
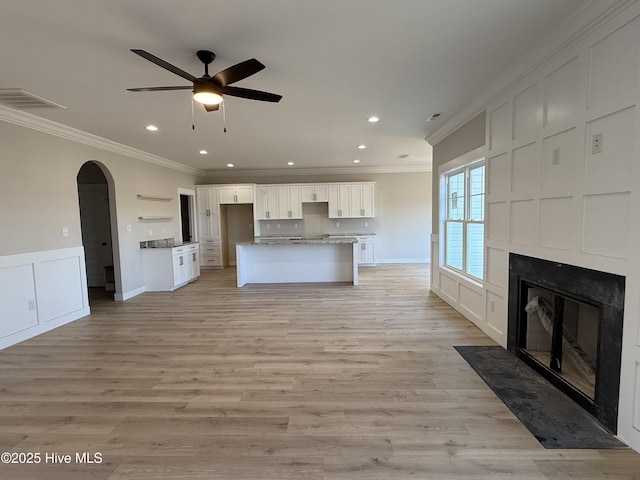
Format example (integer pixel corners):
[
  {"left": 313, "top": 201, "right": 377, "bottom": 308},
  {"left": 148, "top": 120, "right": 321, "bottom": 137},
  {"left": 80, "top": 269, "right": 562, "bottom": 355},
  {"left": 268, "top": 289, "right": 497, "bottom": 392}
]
[{"left": 236, "top": 237, "right": 358, "bottom": 287}]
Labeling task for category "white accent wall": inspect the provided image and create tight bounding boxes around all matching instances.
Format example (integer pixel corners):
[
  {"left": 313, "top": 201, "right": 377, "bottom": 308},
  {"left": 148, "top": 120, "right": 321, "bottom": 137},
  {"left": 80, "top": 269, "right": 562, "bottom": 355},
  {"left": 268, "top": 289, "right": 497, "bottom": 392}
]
[{"left": 431, "top": 1, "right": 640, "bottom": 451}]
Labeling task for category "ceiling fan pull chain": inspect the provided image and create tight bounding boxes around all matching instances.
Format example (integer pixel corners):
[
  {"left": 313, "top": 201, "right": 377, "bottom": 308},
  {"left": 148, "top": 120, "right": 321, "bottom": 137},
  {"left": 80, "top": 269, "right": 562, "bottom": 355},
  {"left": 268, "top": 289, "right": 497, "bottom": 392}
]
[
  {"left": 191, "top": 96, "right": 196, "bottom": 130},
  {"left": 222, "top": 100, "right": 227, "bottom": 133}
]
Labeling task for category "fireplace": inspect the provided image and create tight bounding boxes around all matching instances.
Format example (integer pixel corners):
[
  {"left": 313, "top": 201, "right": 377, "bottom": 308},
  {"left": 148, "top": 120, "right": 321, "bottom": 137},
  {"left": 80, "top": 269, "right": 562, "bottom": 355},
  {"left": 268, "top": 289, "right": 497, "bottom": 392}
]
[{"left": 508, "top": 253, "right": 625, "bottom": 433}]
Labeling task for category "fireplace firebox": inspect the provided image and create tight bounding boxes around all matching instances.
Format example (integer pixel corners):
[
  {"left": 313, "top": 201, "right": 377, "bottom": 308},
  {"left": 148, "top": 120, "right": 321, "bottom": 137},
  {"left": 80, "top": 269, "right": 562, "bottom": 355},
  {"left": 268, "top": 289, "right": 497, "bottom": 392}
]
[{"left": 508, "top": 253, "right": 625, "bottom": 433}]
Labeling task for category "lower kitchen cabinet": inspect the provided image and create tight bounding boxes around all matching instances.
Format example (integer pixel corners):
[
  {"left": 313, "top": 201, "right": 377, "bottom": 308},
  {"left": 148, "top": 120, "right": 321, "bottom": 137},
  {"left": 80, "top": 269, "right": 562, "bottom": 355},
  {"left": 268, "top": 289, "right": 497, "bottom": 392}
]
[
  {"left": 199, "top": 239, "right": 223, "bottom": 267},
  {"left": 142, "top": 243, "right": 200, "bottom": 291},
  {"left": 357, "top": 235, "right": 376, "bottom": 266}
]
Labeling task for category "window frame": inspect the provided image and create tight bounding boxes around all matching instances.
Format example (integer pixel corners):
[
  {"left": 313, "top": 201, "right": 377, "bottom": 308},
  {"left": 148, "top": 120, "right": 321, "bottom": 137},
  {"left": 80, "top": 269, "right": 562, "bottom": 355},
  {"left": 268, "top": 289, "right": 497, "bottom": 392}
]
[{"left": 439, "top": 149, "right": 485, "bottom": 283}]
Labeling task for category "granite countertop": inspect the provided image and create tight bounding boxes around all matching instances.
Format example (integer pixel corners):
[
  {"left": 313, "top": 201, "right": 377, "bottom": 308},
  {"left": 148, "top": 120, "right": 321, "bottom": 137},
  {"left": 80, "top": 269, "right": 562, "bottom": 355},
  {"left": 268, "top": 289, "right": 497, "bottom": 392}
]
[
  {"left": 140, "top": 238, "right": 198, "bottom": 249},
  {"left": 328, "top": 233, "right": 376, "bottom": 236},
  {"left": 240, "top": 236, "right": 358, "bottom": 245}
]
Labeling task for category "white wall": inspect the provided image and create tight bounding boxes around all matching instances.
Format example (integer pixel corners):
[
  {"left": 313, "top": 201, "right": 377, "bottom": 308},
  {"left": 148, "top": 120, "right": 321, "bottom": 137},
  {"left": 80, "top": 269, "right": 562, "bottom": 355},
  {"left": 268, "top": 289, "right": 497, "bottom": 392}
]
[
  {"left": 205, "top": 171, "right": 432, "bottom": 263},
  {"left": 0, "top": 116, "right": 202, "bottom": 342},
  {"left": 431, "top": 1, "right": 640, "bottom": 451}
]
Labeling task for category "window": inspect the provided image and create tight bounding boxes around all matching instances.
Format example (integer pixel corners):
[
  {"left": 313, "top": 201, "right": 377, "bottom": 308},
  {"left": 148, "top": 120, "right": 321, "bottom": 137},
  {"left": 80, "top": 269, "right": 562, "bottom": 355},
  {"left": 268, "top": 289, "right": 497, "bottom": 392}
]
[{"left": 443, "top": 160, "right": 485, "bottom": 280}]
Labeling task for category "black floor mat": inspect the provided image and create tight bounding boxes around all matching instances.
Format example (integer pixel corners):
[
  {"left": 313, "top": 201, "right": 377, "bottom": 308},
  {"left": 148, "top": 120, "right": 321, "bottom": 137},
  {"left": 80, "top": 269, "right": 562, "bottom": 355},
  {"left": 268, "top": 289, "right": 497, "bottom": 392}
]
[{"left": 455, "top": 345, "right": 626, "bottom": 449}]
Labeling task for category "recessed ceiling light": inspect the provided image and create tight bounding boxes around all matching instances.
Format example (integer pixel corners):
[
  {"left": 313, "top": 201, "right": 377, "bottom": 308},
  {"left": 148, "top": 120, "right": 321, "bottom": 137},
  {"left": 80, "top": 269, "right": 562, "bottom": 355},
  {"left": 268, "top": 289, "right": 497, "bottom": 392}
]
[
  {"left": 226, "top": 163, "right": 234, "bottom": 168},
  {"left": 199, "top": 150, "right": 208, "bottom": 155},
  {"left": 145, "top": 125, "right": 158, "bottom": 131},
  {"left": 426, "top": 113, "right": 442, "bottom": 122},
  {"left": 358, "top": 144, "right": 367, "bottom": 149},
  {"left": 353, "top": 159, "right": 361, "bottom": 164},
  {"left": 287, "top": 162, "right": 295, "bottom": 166},
  {"left": 367, "top": 116, "right": 379, "bottom": 123}
]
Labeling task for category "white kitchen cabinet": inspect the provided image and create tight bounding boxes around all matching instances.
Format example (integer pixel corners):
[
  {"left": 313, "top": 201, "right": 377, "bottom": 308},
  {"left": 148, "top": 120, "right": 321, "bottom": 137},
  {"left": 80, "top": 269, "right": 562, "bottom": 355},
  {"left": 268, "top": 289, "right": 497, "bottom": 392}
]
[
  {"left": 300, "top": 184, "right": 329, "bottom": 203},
  {"left": 196, "top": 186, "right": 220, "bottom": 239},
  {"left": 328, "top": 183, "right": 375, "bottom": 218},
  {"left": 142, "top": 243, "right": 200, "bottom": 292},
  {"left": 219, "top": 185, "right": 254, "bottom": 204},
  {"left": 256, "top": 185, "right": 302, "bottom": 220},
  {"left": 277, "top": 185, "right": 302, "bottom": 219},
  {"left": 350, "top": 183, "right": 375, "bottom": 218},
  {"left": 328, "top": 234, "right": 376, "bottom": 265},
  {"left": 328, "top": 184, "right": 351, "bottom": 218},
  {"left": 357, "top": 235, "right": 376, "bottom": 265},
  {"left": 196, "top": 186, "right": 223, "bottom": 267},
  {"left": 199, "top": 240, "right": 222, "bottom": 267}
]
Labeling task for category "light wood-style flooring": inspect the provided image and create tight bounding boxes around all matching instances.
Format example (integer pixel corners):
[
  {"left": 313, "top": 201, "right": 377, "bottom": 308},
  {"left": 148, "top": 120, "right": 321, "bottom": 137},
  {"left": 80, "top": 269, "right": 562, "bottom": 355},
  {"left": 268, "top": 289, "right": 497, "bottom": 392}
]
[{"left": 1, "top": 265, "right": 639, "bottom": 479}]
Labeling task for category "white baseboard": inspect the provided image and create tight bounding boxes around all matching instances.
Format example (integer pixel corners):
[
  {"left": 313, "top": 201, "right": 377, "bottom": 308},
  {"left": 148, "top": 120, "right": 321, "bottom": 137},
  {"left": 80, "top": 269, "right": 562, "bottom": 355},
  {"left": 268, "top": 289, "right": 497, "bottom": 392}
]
[
  {"left": 115, "top": 285, "right": 146, "bottom": 301},
  {"left": 375, "top": 258, "right": 430, "bottom": 264}
]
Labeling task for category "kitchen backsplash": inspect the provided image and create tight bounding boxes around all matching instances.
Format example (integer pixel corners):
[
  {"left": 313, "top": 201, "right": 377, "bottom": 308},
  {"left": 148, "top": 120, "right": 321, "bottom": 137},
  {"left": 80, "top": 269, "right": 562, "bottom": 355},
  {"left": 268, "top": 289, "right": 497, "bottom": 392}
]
[{"left": 258, "top": 202, "right": 376, "bottom": 237}]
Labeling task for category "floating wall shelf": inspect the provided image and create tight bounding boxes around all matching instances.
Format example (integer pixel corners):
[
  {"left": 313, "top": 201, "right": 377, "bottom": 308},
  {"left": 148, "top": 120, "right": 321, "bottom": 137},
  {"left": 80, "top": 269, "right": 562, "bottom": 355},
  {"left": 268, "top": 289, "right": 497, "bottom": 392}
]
[
  {"left": 137, "top": 194, "right": 173, "bottom": 201},
  {"left": 138, "top": 216, "right": 174, "bottom": 221}
]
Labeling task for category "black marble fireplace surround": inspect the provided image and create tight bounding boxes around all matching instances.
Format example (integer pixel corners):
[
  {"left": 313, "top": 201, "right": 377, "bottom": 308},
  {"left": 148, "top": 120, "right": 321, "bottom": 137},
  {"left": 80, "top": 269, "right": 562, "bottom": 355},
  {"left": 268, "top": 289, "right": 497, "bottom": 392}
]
[{"left": 508, "top": 253, "right": 625, "bottom": 433}]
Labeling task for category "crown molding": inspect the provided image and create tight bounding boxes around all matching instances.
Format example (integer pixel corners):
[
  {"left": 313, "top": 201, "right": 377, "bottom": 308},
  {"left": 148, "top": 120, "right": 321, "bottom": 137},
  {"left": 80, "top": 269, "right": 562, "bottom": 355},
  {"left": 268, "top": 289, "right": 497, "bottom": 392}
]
[
  {"left": 204, "top": 164, "right": 431, "bottom": 179},
  {"left": 0, "top": 105, "right": 206, "bottom": 177},
  {"left": 425, "top": 0, "right": 637, "bottom": 146}
]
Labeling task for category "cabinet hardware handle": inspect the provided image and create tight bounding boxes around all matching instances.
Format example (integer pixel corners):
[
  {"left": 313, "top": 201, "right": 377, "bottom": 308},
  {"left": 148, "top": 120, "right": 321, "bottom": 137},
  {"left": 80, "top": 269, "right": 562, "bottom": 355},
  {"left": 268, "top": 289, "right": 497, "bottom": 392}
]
[{"left": 179, "top": 256, "right": 184, "bottom": 265}]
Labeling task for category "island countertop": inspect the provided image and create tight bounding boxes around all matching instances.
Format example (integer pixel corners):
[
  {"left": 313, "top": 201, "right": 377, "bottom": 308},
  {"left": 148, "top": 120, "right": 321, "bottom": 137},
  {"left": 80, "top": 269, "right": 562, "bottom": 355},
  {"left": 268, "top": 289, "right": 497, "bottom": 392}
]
[{"left": 239, "top": 237, "right": 358, "bottom": 245}]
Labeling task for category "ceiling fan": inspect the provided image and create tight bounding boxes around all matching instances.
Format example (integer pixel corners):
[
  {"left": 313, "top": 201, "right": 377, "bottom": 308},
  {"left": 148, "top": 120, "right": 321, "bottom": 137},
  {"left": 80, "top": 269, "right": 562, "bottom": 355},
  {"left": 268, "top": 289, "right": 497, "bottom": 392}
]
[{"left": 127, "top": 49, "right": 282, "bottom": 112}]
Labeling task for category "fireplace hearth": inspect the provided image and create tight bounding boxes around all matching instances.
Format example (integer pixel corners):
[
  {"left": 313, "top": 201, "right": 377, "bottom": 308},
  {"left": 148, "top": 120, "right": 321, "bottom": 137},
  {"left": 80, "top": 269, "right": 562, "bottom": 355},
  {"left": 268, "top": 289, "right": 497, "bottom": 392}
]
[{"left": 508, "top": 253, "right": 625, "bottom": 433}]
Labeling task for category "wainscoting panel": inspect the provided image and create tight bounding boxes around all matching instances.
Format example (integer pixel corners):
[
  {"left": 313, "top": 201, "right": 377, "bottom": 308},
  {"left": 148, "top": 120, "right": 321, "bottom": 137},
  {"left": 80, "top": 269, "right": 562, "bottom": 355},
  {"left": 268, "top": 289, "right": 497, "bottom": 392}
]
[
  {"left": 0, "top": 247, "right": 89, "bottom": 350},
  {"left": 0, "top": 263, "right": 38, "bottom": 338}
]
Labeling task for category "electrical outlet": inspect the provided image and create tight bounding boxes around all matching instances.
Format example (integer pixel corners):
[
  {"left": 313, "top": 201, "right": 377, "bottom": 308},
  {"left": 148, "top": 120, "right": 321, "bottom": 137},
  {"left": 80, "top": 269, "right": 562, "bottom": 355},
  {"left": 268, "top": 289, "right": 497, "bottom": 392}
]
[
  {"left": 592, "top": 133, "right": 603, "bottom": 154},
  {"left": 27, "top": 299, "right": 36, "bottom": 311},
  {"left": 149, "top": 229, "right": 153, "bottom": 236},
  {"left": 364, "top": 221, "right": 368, "bottom": 227},
  {"left": 276, "top": 223, "right": 280, "bottom": 229},
  {"left": 552, "top": 147, "right": 561, "bottom": 165},
  {"left": 62, "top": 227, "right": 69, "bottom": 237},
  {"left": 336, "top": 222, "right": 340, "bottom": 227},
  {"left": 266, "top": 223, "right": 271, "bottom": 229},
  {"left": 126, "top": 224, "right": 132, "bottom": 232},
  {"left": 294, "top": 223, "right": 298, "bottom": 229}
]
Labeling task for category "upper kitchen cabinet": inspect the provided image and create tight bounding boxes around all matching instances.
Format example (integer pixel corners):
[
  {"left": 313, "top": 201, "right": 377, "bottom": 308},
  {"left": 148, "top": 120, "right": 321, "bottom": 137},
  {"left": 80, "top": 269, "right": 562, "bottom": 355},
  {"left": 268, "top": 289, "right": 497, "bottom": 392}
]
[
  {"left": 219, "top": 185, "right": 254, "bottom": 204},
  {"left": 300, "top": 184, "right": 329, "bottom": 203},
  {"left": 256, "top": 185, "right": 302, "bottom": 220},
  {"left": 328, "top": 182, "right": 375, "bottom": 218}
]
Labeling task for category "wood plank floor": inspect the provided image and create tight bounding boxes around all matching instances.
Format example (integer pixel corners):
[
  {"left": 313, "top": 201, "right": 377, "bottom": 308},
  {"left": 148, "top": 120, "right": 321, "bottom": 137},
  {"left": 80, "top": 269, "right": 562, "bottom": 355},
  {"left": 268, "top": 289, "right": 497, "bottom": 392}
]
[{"left": 1, "top": 264, "right": 639, "bottom": 479}]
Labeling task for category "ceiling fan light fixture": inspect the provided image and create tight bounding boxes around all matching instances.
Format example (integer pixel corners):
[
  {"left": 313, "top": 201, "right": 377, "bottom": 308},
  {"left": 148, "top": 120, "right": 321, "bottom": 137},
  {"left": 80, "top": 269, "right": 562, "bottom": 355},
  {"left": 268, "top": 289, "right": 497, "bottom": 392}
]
[{"left": 193, "top": 90, "right": 223, "bottom": 105}]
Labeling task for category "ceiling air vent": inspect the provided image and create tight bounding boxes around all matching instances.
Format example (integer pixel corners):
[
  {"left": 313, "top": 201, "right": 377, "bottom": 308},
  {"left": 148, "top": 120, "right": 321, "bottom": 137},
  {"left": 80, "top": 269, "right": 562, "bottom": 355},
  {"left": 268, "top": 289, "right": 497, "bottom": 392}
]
[
  {"left": 397, "top": 154, "right": 410, "bottom": 159},
  {"left": 0, "top": 89, "right": 66, "bottom": 109}
]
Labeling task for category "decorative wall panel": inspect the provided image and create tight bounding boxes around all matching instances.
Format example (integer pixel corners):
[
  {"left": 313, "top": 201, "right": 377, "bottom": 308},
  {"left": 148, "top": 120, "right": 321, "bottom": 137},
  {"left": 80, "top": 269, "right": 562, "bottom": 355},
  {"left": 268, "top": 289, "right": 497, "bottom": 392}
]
[
  {"left": 510, "top": 199, "right": 537, "bottom": 245},
  {"left": 582, "top": 192, "right": 630, "bottom": 259},
  {"left": 512, "top": 142, "right": 540, "bottom": 195},
  {"left": 542, "top": 128, "right": 576, "bottom": 193},
  {"left": 487, "top": 202, "right": 507, "bottom": 241},
  {"left": 544, "top": 57, "right": 579, "bottom": 127},
  {"left": 540, "top": 196, "right": 573, "bottom": 251},
  {"left": 513, "top": 84, "right": 542, "bottom": 141},
  {"left": 588, "top": 17, "right": 639, "bottom": 108}
]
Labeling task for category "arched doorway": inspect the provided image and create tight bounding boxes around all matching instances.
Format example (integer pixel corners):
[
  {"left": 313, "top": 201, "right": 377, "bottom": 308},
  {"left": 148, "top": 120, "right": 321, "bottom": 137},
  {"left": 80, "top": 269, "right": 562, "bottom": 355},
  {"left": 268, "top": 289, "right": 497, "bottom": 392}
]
[{"left": 77, "top": 161, "right": 116, "bottom": 303}]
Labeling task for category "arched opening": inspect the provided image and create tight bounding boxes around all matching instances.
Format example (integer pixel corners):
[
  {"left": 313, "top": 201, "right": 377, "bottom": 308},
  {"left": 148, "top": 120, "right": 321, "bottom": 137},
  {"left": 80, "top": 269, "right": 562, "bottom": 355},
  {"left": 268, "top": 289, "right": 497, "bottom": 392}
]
[{"left": 77, "top": 161, "right": 117, "bottom": 304}]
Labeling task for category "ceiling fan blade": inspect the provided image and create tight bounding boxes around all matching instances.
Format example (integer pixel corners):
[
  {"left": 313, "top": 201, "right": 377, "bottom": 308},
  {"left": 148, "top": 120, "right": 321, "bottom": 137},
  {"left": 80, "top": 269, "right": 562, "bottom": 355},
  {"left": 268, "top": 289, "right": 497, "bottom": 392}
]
[
  {"left": 203, "top": 104, "right": 220, "bottom": 112},
  {"left": 212, "top": 58, "right": 265, "bottom": 87},
  {"left": 131, "top": 49, "right": 197, "bottom": 82},
  {"left": 221, "top": 86, "right": 282, "bottom": 102},
  {"left": 127, "top": 86, "right": 193, "bottom": 92}
]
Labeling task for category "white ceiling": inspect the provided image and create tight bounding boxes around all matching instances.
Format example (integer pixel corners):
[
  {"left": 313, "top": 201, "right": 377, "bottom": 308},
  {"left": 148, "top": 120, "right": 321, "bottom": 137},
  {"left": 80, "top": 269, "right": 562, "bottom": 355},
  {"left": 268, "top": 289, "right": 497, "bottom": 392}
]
[{"left": 0, "top": 0, "right": 587, "bottom": 173}]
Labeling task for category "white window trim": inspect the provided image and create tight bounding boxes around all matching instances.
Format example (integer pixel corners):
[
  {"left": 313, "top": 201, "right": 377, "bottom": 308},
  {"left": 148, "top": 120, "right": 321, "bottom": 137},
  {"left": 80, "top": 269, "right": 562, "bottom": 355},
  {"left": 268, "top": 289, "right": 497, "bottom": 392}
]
[{"left": 438, "top": 146, "right": 485, "bottom": 286}]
